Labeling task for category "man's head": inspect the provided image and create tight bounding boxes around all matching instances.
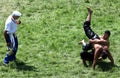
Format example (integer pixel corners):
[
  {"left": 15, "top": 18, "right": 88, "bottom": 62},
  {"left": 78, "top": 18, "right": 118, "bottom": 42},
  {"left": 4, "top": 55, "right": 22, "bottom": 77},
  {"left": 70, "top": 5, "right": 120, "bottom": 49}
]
[
  {"left": 103, "top": 30, "right": 111, "bottom": 39},
  {"left": 12, "top": 11, "right": 21, "bottom": 20}
]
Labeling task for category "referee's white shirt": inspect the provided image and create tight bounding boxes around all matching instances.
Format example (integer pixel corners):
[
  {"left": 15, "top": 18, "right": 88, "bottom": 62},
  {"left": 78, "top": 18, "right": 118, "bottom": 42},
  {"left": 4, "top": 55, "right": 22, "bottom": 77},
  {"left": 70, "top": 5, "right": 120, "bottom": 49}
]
[{"left": 4, "top": 15, "right": 17, "bottom": 34}]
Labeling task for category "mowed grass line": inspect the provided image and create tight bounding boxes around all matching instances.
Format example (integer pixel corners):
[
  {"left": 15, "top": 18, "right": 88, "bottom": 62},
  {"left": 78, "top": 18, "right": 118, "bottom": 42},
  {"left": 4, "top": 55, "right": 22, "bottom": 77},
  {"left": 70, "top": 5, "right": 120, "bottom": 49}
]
[{"left": 0, "top": 0, "right": 120, "bottom": 78}]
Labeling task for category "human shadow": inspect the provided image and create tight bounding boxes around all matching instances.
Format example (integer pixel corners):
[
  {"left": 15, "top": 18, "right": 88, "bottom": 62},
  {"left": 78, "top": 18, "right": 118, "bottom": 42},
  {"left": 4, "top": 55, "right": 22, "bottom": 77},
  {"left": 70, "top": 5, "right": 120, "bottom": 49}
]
[
  {"left": 97, "top": 61, "right": 119, "bottom": 71},
  {"left": 10, "top": 59, "right": 37, "bottom": 72}
]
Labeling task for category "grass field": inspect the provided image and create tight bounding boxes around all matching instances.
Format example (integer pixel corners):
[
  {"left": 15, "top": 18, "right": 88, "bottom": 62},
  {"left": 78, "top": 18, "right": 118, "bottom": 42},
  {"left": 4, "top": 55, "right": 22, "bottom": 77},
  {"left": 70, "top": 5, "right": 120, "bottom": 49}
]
[{"left": 0, "top": 0, "right": 120, "bottom": 78}]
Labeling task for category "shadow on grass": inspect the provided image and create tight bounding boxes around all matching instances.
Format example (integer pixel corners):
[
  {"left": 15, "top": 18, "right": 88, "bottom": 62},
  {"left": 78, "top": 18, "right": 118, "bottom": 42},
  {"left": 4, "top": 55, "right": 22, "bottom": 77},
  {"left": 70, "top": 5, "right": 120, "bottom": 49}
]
[
  {"left": 10, "top": 59, "right": 37, "bottom": 71},
  {"left": 97, "top": 61, "right": 120, "bottom": 71}
]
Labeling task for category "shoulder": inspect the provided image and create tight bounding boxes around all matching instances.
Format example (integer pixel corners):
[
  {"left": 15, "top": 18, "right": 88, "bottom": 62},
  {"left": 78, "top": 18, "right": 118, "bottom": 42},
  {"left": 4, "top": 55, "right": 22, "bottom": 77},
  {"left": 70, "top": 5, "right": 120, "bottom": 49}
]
[
  {"left": 5, "top": 16, "right": 13, "bottom": 25},
  {"left": 5, "top": 21, "right": 12, "bottom": 26},
  {"left": 6, "top": 15, "right": 12, "bottom": 22}
]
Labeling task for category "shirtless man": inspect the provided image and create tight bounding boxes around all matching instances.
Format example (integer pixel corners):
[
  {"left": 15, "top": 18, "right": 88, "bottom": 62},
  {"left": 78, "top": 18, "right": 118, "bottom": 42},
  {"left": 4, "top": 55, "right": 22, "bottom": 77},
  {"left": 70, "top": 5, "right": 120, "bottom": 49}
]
[{"left": 89, "top": 30, "right": 114, "bottom": 69}]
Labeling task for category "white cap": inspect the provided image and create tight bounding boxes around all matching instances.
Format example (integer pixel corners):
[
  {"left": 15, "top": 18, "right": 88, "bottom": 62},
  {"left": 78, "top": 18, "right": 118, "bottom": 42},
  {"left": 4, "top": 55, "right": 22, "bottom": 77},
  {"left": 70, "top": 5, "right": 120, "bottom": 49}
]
[{"left": 12, "top": 11, "right": 22, "bottom": 16}]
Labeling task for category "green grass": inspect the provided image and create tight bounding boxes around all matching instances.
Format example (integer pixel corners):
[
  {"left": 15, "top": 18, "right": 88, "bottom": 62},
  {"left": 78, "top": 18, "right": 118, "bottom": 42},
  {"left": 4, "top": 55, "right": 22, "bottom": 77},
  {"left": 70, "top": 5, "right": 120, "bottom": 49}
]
[{"left": 0, "top": 0, "right": 120, "bottom": 78}]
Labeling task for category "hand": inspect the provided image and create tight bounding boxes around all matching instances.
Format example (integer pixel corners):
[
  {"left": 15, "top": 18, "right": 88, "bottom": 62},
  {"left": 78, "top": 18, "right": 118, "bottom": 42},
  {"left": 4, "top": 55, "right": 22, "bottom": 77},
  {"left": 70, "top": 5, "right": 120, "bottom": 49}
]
[
  {"left": 111, "top": 61, "right": 115, "bottom": 66},
  {"left": 7, "top": 43, "right": 12, "bottom": 47},
  {"left": 16, "top": 20, "right": 21, "bottom": 24},
  {"left": 89, "top": 39, "right": 93, "bottom": 43}
]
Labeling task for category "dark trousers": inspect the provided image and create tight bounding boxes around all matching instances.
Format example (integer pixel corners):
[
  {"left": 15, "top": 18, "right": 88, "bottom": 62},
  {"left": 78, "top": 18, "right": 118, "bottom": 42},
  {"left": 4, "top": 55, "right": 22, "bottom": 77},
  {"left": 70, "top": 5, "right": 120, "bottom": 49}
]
[
  {"left": 82, "top": 21, "right": 100, "bottom": 51},
  {"left": 83, "top": 21, "right": 99, "bottom": 40},
  {"left": 4, "top": 34, "right": 18, "bottom": 64},
  {"left": 80, "top": 21, "right": 100, "bottom": 61}
]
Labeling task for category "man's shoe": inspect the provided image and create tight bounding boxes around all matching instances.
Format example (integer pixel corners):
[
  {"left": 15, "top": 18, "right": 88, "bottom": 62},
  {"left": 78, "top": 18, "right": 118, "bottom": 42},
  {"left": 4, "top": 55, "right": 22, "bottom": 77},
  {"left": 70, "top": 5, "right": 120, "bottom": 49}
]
[{"left": 3, "top": 62, "right": 9, "bottom": 66}]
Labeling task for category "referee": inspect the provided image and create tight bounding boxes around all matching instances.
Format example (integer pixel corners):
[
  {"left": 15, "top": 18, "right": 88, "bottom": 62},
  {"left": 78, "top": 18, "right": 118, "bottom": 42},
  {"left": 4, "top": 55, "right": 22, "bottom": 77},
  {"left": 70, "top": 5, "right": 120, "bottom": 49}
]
[{"left": 3, "top": 11, "right": 21, "bottom": 65}]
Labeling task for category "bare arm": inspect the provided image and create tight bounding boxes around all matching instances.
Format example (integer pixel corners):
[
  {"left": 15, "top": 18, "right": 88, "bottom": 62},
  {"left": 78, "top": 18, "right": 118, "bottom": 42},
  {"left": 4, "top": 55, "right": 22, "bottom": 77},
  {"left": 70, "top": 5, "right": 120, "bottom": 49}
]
[
  {"left": 89, "top": 39, "right": 108, "bottom": 45},
  {"left": 106, "top": 50, "right": 114, "bottom": 65}
]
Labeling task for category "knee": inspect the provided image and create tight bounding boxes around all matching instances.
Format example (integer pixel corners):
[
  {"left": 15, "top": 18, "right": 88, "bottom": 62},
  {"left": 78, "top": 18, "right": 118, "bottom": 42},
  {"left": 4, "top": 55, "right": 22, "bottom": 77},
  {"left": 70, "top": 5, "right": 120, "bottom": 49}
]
[
  {"left": 8, "top": 48, "right": 17, "bottom": 56},
  {"left": 84, "top": 21, "right": 90, "bottom": 27},
  {"left": 12, "top": 47, "right": 18, "bottom": 53}
]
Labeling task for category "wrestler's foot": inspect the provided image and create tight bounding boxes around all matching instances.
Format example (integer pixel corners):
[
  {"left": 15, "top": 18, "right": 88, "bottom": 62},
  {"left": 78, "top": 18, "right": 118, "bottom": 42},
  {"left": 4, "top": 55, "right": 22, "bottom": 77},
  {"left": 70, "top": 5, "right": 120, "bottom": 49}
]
[
  {"left": 3, "top": 62, "right": 9, "bottom": 66},
  {"left": 87, "top": 7, "right": 93, "bottom": 14},
  {"left": 79, "top": 39, "right": 86, "bottom": 46}
]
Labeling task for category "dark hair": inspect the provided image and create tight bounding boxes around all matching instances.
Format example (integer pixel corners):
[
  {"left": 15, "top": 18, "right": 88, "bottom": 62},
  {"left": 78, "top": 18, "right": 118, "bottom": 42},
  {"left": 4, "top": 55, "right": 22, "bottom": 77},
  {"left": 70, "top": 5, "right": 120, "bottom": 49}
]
[{"left": 104, "top": 30, "right": 111, "bottom": 36}]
